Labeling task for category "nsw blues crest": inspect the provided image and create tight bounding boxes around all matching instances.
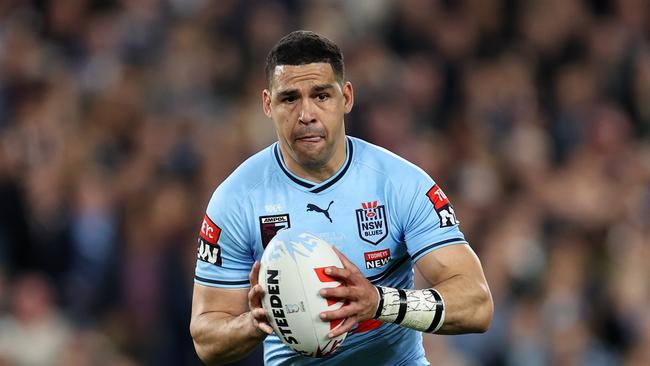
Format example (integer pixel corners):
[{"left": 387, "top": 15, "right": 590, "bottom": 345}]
[{"left": 355, "top": 201, "right": 388, "bottom": 245}]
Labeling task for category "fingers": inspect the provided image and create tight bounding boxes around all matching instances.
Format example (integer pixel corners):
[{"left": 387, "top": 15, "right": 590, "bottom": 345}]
[
  {"left": 248, "top": 282, "right": 264, "bottom": 307},
  {"left": 248, "top": 273, "right": 273, "bottom": 336},
  {"left": 258, "top": 322, "right": 273, "bottom": 334},
  {"left": 327, "top": 316, "right": 358, "bottom": 338},
  {"left": 320, "top": 304, "right": 356, "bottom": 322},
  {"left": 249, "top": 261, "right": 261, "bottom": 287},
  {"left": 251, "top": 308, "right": 273, "bottom": 335},
  {"left": 249, "top": 261, "right": 265, "bottom": 309},
  {"left": 321, "top": 266, "right": 352, "bottom": 283},
  {"left": 331, "top": 246, "right": 359, "bottom": 274},
  {"left": 320, "top": 285, "right": 352, "bottom": 300},
  {"left": 319, "top": 303, "right": 363, "bottom": 338},
  {"left": 317, "top": 249, "right": 378, "bottom": 337},
  {"left": 248, "top": 264, "right": 266, "bottom": 316}
]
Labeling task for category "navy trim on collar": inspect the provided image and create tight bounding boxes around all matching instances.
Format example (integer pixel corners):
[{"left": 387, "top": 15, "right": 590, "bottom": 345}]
[
  {"left": 310, "top": 138, "right": 353, "bottom": 193},
  {"left": 274, "top": 137, "right": 354, "bottom": 193},
  {"left": 273, "top": 144, "right": 314, "bottom": 189}
]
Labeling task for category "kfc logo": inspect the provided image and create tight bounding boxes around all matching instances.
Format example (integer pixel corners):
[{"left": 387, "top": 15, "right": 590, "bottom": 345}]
[
  {"left": 200, "top": 215, "right": 221, "bottom": 244},
  {"left": 197, "top": 214, "right": 222, "bottom": 266},
  {"left": 426, "top": 185, "right": 459, "bottom": 228},
  {"left": 426, "top": 185, "right": 450, "bottom": 209}
]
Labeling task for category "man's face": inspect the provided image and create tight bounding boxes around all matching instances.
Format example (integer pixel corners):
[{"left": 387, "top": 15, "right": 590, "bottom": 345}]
[{"left": 263, "top": 63, "right": 353, "bottom": 171}]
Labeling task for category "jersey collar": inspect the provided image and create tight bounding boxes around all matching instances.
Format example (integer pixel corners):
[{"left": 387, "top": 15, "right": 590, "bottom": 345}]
[{"left": 273, "top": 137, "right": 354, "bottom": 193}]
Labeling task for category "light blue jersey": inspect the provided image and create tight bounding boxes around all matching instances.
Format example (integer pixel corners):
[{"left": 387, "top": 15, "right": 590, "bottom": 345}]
[{"left": 195, "top": 136, "right": 468, "bottom": 365}]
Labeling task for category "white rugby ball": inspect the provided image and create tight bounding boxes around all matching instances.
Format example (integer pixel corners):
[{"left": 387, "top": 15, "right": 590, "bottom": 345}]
[{"left": 259, "top": 229, "right": 347, "bottom": 358}]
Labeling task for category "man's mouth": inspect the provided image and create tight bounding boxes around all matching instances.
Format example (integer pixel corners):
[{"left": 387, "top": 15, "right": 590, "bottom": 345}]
[{"left": 296, "top": 135, "right": 324, "bottom": 143}]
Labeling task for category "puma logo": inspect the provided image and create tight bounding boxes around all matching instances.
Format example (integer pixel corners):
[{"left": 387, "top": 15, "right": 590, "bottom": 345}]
[{"left": 306, "top": 201, "right": 334, "bottom": 223}]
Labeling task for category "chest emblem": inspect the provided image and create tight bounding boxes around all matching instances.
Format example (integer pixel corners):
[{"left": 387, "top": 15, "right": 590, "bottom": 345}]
[
  {"left": 355, "top": 201, "right": 388, "bottom": 245},
  {"left": 306, "top": 201, "right": 334, "bottom": 223},
  {"left": 259, "top": 214, "right": 290, "bottom": 248}
]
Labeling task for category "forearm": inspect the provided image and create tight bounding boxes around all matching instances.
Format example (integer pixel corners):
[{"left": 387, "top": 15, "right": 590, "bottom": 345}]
[
  {"left": 375, "top": 274, "right": 492, "bottom": 334},
  {"left": 191, "top": 311, "right": 266, "bottom": 365},
  {"left": 431, "top": 273, "right": 492, "bottom": 334}
]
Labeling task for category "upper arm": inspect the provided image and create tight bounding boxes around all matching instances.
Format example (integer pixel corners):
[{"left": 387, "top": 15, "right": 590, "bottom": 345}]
[
  {"left": 391, "top": 168, "right": 466, "bottom": 261},
  {"left": 415, "top": 243, "right": 493, "bottom": 333},
  {"left": 191, "top": 283, "right": 249, "bottom": 321},
  {"left": 415, "top": 244, "right": 487, "bottom": 287},
  {"left": 195, "top": 185, "right": 256, "bottom": 289}
]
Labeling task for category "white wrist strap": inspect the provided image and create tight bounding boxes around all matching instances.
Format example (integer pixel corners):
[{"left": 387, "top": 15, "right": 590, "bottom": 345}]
[{"left": 373, "top": 286, "right": 445, "bottom": 333}]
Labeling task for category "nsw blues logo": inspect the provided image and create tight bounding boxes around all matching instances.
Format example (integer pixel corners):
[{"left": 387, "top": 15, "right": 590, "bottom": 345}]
[{"left": 355, "top": 201, "right": 388, "bottom": 245}]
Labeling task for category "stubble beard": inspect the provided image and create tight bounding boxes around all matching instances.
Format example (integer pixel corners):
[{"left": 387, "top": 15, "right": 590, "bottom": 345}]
[{"left": 293, "top": 141, "right": 331, "bottom": 171}]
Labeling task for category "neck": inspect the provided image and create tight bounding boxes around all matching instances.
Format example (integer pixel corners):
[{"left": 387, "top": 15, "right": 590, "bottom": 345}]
[{"left": 280, "top": 137, "right": 347, "bottom": 183}]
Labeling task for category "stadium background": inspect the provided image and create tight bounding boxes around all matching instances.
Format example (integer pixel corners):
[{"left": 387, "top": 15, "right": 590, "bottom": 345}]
[{"left": 0, "top": 0, "right": 649, "bottom": 365}]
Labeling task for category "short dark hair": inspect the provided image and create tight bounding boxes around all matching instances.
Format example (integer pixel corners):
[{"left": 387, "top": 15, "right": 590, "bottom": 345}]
[{"left": 265, "top": 30, "right": 345, "bottom": 87}]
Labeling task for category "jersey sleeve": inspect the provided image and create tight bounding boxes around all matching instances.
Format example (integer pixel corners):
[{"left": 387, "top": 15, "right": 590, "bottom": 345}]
[
  {"left": 194, "top": 186, "right": 255, "bottom": 289},
  {"left": 394, "top": 171, "right": 468, "bottom": 263}
]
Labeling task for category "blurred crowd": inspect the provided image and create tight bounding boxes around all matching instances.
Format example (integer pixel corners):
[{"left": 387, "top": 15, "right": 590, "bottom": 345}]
[{"left": 0, "top": 0, "right": 648, "bottom": 365}]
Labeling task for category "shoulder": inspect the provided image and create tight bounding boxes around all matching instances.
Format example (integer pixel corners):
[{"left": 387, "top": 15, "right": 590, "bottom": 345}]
[{"left": 350, "top": 136, "right": 433, "bottom": 185}]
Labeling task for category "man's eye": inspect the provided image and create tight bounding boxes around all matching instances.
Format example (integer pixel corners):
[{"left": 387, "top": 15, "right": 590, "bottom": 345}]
[
  {"left": 283, "top": 96, "right": 297, "bottom": 103},
  {"left": 316, "top": 93, "right": 329, "bottom": 101}
]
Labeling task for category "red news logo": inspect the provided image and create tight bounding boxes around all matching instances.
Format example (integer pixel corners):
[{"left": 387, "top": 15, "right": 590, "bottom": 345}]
[
  {"left": 364, "top": 249, "right": 391, "bottom": 269},
  {"left": 199, "top": 215, "right": 221, "bottom": 244},
  {"left": 364, "top": 249, "right": 390, "bottom": 261},
  {"left": 426, "top": 185, "right": 450, "bottom": 209}
]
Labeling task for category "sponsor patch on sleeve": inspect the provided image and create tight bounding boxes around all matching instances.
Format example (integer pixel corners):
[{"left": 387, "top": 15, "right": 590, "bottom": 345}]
[
  {"left": 426, "top": 185, "right": 459, "bottom": 228},
  {"left": 197, "top": 214, "right": 222, "bottom": 266},
  {"left": 200, "top": 215, "right": 221, "bottom": 244}
]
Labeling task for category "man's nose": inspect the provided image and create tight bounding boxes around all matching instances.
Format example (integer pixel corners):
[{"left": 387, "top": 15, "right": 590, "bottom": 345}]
[{"left": 298, "top": 99, "right": 316, "bottom": 124}]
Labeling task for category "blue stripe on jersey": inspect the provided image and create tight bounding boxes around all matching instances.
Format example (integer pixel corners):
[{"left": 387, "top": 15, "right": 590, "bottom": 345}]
[
  {"left": 392, "top": 275, "right": 413, "bottom": 290},
  {"left": 368, "top": 255, "right": 410, "bottom": 284},
  {"left": 410, "top": 238, "right": 467, "bottom": 261},
  {"left": 194, "top": 276, "right": 250, "bottom": 286}
]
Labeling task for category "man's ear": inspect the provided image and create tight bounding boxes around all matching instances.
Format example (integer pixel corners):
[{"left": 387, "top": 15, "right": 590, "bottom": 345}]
[
  {"left": 262, "top": 89, "right": 272, "bottom": 117},
  {"left": 343, "top": 81, "right": 354, "bottom": 114}
]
